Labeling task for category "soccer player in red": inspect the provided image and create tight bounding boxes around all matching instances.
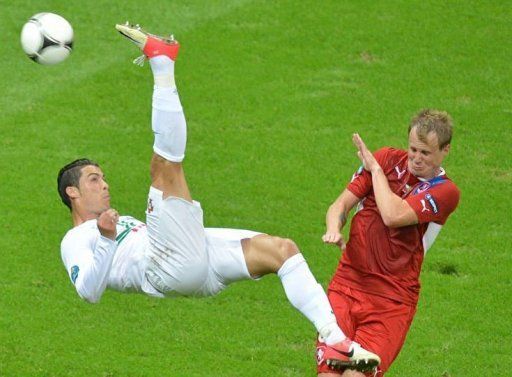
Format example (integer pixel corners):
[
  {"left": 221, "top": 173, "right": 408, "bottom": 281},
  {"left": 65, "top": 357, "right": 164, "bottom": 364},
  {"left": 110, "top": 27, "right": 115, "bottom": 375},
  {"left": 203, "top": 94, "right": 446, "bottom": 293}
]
[{"left": 316, "top": 110, "right": 460, "bottom": 376}]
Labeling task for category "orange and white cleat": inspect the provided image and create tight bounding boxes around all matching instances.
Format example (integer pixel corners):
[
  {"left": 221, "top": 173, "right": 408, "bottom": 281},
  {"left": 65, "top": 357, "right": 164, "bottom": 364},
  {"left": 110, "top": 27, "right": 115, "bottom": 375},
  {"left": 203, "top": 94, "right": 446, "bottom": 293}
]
[{"left": 115, "top": 22, "right": 179, "bottom": 65}]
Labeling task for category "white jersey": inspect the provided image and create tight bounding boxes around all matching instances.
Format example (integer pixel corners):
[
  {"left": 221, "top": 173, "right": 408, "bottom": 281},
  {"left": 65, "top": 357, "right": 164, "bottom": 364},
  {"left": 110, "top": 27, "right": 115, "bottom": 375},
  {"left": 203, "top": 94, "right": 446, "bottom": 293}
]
[
  {"left": 61, "top": 212, "right": 258, "bottom": 302},
  {"left": 61, "top": 215, "right": 161, "bottom": 303}
]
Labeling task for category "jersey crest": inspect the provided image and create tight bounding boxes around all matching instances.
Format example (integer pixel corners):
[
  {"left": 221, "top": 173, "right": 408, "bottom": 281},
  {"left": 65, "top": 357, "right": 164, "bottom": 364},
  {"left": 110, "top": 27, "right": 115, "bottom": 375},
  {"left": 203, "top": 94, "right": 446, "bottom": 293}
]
[
  {"left": 116, "top": 218, "right": 146, "bottom": 244},
  {"left": 411, "top": 175, "right": 446, "bottom": 195}
]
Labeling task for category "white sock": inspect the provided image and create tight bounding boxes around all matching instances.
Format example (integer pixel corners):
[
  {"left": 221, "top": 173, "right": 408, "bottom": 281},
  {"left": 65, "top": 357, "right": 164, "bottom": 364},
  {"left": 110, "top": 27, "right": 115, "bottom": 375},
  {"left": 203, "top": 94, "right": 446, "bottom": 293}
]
[
  {"left": 150, "top": 55, "right": 176, "bottom": 88},
  {"left": 277, "top": 254, "right": 346, "bottom": 345},
  {"left": 150, "top": 56, "right": 186, "bottom": 162}
]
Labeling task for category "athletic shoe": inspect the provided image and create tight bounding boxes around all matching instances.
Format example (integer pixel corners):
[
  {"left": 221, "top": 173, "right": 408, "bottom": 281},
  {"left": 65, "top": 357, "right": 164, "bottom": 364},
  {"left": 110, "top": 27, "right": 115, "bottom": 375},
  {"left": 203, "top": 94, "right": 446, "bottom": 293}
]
[
  {"left": 115, "top": 22, "right": 179, "bottom": 65},
  {"left": 324, "top": 338, "right": 381, "bottom": 372}
]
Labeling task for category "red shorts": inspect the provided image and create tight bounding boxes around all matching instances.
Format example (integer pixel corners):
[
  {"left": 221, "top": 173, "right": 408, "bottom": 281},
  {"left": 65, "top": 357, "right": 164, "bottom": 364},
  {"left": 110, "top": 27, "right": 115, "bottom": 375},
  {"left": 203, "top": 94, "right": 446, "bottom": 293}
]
[{"left": 316, "top": 283, "right": 417, "bottom": 376}]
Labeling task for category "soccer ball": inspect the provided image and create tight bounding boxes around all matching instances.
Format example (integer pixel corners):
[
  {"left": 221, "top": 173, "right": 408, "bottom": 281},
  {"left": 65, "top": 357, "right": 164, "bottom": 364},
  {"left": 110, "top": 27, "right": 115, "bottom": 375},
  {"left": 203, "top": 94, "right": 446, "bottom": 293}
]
[{"left": 20, "top": 12, "right": 74, "bottom": 65}]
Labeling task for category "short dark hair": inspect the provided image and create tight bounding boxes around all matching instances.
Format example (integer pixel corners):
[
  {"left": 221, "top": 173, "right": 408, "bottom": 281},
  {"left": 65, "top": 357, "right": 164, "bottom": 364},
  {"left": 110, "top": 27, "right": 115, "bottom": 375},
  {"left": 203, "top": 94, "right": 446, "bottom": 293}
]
[{"left": 57, "top": 159, "right": 99, "bottom": 210}]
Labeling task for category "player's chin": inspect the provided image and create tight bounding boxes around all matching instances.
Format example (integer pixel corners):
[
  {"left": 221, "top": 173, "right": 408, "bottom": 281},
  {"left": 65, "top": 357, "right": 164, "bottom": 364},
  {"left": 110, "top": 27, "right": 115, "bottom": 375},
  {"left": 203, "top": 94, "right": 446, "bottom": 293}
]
[{"left": 409, "top": 165, "right": 423, "bottom": 177}]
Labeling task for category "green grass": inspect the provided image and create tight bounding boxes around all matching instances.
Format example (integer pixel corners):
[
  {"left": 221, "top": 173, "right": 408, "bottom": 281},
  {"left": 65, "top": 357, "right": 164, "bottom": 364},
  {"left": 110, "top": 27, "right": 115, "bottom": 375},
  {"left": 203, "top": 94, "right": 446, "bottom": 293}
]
[{"left": 1, "top": 1, "right": 511, "bottom": 376}]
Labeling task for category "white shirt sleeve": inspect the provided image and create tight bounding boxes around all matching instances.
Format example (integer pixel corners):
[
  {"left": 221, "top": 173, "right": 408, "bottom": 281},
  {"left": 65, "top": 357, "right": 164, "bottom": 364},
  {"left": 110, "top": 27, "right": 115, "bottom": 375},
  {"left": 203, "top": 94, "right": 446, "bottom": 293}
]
[{"left": 61, "top": 223, "right": 117, "bottom": 304}]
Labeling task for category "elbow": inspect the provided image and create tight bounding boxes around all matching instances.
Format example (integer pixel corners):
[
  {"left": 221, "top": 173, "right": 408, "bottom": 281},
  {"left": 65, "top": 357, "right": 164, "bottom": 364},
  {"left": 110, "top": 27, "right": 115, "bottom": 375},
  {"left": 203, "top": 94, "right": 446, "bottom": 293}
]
[
  {"left": 381, "top": 213, "right": 402, "bottom": 228},
  {"left": 82, "top": 295, "right": 101, "bottom": 304},
  {"left": 380, "top": 199, "right": 416, "bottom": 228},
  {"left": 328, "top": 202, "right": 345, "bottom": 218},
  {"left": 382, "top": 213, "right": 414, "bottom": 228},
  {"left": 327, "top": 203, "right": 338, "bottom": 214},
  {"left": 76, "top": 284, "right": 101, "bottom": 304}
]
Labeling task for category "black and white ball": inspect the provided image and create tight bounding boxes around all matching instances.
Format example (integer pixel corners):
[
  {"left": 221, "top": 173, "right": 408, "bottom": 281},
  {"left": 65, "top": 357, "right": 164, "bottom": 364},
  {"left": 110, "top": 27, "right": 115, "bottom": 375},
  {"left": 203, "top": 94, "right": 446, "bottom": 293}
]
[{"left": 21, "top": 12, "right": 74, "bottom": 65}]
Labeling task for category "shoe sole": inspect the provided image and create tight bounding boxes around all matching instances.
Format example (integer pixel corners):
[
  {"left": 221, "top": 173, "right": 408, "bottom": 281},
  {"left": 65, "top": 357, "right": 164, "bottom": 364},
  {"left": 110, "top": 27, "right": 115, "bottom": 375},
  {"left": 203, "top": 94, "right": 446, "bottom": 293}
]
[
  {"left": 326, "top": 357, "right": 380, "bottom": 373},
  {"left": 115, "top": 24, "right": 147, "bottom": 46}
]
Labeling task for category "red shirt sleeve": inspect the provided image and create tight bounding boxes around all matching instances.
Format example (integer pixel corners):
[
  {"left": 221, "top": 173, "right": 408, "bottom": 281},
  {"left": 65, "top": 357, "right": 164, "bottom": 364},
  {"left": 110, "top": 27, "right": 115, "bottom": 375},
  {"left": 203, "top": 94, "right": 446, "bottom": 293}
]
[
  {"left": 405, "top": 179, "right": 460, "bottom": 224},
  {"left": 347, "top": 147, "right": 393, "bottom": 198}
]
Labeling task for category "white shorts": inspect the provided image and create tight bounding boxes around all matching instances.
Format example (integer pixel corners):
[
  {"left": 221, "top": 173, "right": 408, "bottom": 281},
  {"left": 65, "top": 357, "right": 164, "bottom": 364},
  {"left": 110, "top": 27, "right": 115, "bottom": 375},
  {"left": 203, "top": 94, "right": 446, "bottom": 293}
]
[{"left": 144, "top": 187, "right": 260, "bottom": 297}]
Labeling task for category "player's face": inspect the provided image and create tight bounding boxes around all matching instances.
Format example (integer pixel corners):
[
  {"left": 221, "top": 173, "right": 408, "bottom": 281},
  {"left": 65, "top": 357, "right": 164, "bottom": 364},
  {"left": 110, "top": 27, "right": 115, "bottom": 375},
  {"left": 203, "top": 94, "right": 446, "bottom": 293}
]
[
  {"left": 76, "top": 165, "right": 111, "bottom": 216},
  {"left": 407, "top": 128, "right": 450, "bottom": 180}
]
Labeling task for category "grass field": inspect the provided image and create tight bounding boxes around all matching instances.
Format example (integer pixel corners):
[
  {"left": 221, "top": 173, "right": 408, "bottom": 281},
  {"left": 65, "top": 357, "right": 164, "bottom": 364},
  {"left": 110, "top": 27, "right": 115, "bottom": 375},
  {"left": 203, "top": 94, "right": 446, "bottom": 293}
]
[{"left": 1, "top": 1, "right": 511, "bottom": 376}]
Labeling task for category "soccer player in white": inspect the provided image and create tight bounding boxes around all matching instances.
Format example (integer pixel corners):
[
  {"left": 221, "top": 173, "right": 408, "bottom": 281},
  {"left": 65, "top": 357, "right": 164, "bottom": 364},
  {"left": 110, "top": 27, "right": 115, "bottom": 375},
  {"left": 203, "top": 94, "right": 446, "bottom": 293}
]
[{"left": 57, "top": 23, "right": 380, "bottom": 372}]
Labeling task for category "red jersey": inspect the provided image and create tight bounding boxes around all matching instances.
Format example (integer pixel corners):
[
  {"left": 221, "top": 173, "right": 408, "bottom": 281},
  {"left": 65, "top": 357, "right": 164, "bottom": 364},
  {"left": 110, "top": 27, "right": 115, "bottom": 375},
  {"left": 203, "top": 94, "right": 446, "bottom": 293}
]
[{"left": 331, "top": 147, "right": 460, "bottom": 305}]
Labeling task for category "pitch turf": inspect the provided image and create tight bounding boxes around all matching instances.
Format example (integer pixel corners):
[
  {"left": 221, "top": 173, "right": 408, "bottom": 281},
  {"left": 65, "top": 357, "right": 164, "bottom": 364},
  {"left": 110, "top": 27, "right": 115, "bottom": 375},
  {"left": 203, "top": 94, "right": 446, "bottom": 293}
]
[{"left": 1, "top": 1, "right": 511, "bottom": 376}]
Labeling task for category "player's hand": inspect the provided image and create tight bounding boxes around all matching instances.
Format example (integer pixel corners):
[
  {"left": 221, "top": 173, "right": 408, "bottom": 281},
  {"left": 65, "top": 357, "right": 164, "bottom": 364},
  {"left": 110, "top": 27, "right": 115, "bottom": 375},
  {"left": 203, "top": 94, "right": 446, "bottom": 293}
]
[
  {"left": 322, "top": 231, "right": 346, "bottom": 250},
  {"left": 353, "top": 133, "right": 381, "bottom": 173},
  {"left": 97, "top": 209, "right": 119, "bottom": 240}
]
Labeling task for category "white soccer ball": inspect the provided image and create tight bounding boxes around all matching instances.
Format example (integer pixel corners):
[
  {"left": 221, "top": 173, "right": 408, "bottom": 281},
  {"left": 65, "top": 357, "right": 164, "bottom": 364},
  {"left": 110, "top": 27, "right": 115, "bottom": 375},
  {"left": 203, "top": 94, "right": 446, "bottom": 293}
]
[{"left": 20, "top": 12, "right": 74, "bottom": 65}]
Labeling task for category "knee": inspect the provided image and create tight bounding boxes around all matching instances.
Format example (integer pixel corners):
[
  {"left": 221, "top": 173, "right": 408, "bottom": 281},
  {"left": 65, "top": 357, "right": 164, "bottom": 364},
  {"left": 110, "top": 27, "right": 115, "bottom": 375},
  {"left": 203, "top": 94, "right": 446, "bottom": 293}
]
[
  {"left": 150, "top": 154, "right": 183, "bottom": 182},
  {"left": 272, "top": 237, "right": 299, "bottom": 265},
  {"left": 244, "top": 235, "right": 300, "bottom": 277},
  {"left": 150, "top": 154, "right": 166, "bottom": 181}
]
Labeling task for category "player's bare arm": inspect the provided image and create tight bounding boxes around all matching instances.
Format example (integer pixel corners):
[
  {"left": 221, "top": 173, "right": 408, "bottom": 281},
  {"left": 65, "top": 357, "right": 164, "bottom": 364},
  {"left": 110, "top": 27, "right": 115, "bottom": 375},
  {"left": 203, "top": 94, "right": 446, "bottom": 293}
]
[
  {"left": 323, "top": 189, "right": 360, "bottom": 249},
  {"left": 352, "top": 133, "right": 418, "bottom": 228},
  {"left": 97, "top": 209, "right": 119, "bottom": 240}
]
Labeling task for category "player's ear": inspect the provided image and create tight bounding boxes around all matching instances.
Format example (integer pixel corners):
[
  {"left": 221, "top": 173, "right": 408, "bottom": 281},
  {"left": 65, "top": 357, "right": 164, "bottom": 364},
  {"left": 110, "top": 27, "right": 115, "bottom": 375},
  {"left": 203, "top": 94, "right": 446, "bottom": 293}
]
[
  {"left": 66, "top": 186, "right": 80, "bottom": 199},
  {"left": 442, "top": 143, "right": 451, "bottom": 154}
]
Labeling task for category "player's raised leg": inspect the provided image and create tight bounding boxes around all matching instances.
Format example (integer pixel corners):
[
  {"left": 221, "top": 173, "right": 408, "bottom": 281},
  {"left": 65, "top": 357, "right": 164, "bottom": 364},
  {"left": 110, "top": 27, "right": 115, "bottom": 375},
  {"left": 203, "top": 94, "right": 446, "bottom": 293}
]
[
  {"left": 116, "top": 22, "right": 190, "bottom": 201},
  {"left": 116, "top": 23, "right": 207, "bottom": 296},
  {"left": 242, "top": 235, "right": 380, "bottom": 372},
  {"left": 115, "top": 23, "right": 380, "bottom": 371}
]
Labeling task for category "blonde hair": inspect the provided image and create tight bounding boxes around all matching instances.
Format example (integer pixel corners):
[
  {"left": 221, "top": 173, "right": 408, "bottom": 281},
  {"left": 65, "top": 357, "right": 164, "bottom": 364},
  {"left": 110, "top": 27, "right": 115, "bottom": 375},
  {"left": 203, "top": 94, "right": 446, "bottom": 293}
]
[{"left": 408, "top": 109, "right": 453, "bottom": 149}]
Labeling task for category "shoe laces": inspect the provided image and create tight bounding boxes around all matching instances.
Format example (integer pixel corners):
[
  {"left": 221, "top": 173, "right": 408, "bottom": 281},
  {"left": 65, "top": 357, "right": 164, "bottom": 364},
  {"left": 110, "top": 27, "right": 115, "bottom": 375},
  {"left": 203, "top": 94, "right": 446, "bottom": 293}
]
[{"left": 133, "top": 55, "right": 146, "bottom": 66}]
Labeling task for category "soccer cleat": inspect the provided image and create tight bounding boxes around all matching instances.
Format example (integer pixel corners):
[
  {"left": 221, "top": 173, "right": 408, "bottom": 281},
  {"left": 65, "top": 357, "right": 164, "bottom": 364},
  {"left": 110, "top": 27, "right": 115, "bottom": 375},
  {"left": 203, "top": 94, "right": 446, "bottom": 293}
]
[
  {"left": 324, "top": 339, "right": 381, "bottom": 373},
  {"left": 115, "top": 22, "right": 180, "bottom": 65}
]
